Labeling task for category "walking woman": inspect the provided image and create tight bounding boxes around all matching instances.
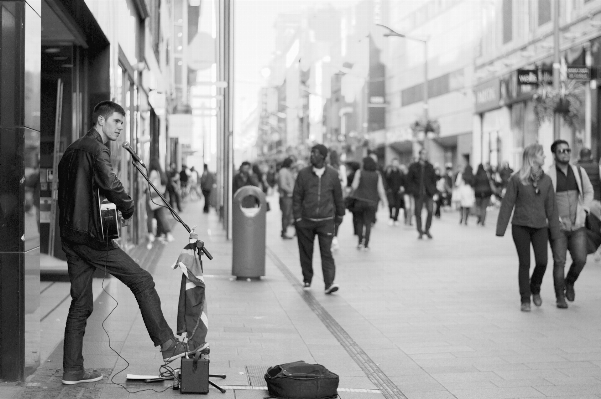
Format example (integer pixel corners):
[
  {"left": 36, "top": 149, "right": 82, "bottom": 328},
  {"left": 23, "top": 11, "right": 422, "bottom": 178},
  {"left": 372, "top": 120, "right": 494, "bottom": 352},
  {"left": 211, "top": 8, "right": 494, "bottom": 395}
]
[
  {"left": 496, "top": 144, "right": 560, "bottom": 312},
  {"left": 474, "top": 164, "right": 494, "bottom": 226},
  {"left": 350, "top": 156, "right": 388, "bottom": 250},
  {"left": 329, "top": 150, "right": 347, "bottom": 250},
  {"left": 455, "top": 164, "right": 475, "bottom": 225},
  {"left": 146, "top": 158, "right": 174, "bottom": 248}
]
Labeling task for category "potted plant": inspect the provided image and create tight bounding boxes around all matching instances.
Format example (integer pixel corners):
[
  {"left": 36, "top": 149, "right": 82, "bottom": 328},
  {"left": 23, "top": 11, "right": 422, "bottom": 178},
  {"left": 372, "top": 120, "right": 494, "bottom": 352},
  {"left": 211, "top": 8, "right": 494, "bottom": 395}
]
[
  {"left": 533, "top": 81, "right": 585, "bottom": 131},
  {"left": 410, "top": 117, "right": 440, "bottom": 139}
]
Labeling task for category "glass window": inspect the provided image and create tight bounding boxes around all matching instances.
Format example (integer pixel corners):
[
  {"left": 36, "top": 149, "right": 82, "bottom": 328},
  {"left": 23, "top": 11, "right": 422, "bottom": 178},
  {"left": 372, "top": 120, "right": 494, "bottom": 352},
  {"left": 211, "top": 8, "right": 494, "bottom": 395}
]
[
  {"left": 538, "top": 0, "right": 551, "bottom": 25},
  {"left": 502, "top": 0, "right": 513, "bottom": 44}
]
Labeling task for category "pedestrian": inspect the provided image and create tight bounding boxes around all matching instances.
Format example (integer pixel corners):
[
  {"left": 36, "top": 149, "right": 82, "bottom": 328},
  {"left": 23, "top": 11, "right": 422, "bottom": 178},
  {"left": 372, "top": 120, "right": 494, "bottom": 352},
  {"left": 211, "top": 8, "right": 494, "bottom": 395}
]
[
  {"left": 548, "top": 140, "right": 594, "bottom": 309},
  {"left": 434, "top": 167, "right": 445, "bottom": 218},
  {"left": 400, "top": 164, "right": 412, "bottom": 226},
  {"left": 499, "top": 161, "right": 514, "bottom": 197},
  {"left": 496, "top": 143, "right": 560, "bottom": 312},
  {"left": 578, "top": 147, "right": 601, "bottom": 218},
  {"left": 474, "top": 164, "right": 494, "bottom": 226},
  {"left": 179, "top": 164, "right": 189, "bottom": 199},
  {"left": 233, "top": 161, "right": 259, "bottom": 208},
  {"left": 167, "top": 162, "right": 182, "bottom": 212},
  {"left": 406, "top": 148, "right": 438, "bottom": 239},
  {"left": 384, "top": 158, "right": 403, "bottom": 226},
  {"left": 57, "top": 101, "right": 201, "bottom": 385},
  {"left": 278, "top": 157, "right": 295, "bottom": 239},
  {"left": 455, "top": 164, "right": 475, "bottom": 225},
  {"left": 200, "top": 164, "right": 215, "bottom": 213},
  {"left": 188, "top": 166, "right": 202, "bottom": 200},
  {"left": 350, "top": 156, "right": 388, "bottom": 250},
  {"left": 146, "top": 158, "right": 174, "bottom": 248},
  {"left": 293, "top": 144, "right": 345, "bottom": 294},
  {"left": 329, "top": 150, "right": 347, "bottom": 250}
]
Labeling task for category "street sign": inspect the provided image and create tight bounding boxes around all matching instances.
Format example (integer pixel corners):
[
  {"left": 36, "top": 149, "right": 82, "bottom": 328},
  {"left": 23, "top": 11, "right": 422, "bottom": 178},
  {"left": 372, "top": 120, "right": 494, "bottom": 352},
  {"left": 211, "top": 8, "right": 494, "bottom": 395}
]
[{"left": 567, "top": 66, "right": 590, "bottom": 80}]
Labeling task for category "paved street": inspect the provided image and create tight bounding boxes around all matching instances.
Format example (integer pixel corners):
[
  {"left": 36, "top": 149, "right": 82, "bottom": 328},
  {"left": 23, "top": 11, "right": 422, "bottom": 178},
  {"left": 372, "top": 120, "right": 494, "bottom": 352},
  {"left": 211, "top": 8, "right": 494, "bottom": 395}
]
[{"left": 4, "top": 194, "right": 601, "bottom": 399}]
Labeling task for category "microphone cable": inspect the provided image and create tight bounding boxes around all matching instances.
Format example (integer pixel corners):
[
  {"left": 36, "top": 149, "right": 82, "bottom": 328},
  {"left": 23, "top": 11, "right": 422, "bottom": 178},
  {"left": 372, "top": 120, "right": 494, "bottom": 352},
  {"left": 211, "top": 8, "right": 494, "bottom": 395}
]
[{"left": 98, "top": 200, "right": 178, "bottom": 393}]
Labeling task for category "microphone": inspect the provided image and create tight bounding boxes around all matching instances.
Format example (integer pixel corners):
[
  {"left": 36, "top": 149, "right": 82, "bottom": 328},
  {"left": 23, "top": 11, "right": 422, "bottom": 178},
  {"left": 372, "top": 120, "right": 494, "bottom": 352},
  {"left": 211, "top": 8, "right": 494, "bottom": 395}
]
[{"left": 122, "top": 142, "right": 144, "bottom": 166}]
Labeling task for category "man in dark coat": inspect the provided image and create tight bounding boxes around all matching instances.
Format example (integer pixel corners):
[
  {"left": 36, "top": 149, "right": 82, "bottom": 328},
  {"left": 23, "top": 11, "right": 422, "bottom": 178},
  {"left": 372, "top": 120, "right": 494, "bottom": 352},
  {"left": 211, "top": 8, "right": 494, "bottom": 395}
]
[{"left": 406, "top": 148, "right": 438, "bottom": 239}]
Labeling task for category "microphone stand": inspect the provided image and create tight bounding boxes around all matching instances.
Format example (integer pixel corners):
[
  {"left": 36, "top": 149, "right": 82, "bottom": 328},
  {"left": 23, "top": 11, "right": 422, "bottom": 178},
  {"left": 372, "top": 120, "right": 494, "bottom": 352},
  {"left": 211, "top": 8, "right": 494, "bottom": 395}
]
[{"left": 129, "top": 159, "right": 213, "bottom": 260}]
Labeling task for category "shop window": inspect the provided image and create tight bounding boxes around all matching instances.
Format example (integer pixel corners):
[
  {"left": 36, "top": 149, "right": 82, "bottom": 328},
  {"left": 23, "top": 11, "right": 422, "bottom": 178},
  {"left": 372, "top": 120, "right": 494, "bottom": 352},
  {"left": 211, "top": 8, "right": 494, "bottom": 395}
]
[
  {"left": 538, "top": 0, "right": 551, "bottom": 26},
  {"left": 502, "top": 0, "right": 513, "bottom": 44}
]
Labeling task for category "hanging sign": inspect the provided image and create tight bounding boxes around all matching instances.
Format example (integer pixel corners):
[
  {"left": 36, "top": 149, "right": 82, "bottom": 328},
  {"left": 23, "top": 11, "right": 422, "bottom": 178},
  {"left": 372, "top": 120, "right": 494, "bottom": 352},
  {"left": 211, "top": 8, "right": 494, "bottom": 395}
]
[{"left": 567, "top": 66, "right": 590, "bottom": 80}]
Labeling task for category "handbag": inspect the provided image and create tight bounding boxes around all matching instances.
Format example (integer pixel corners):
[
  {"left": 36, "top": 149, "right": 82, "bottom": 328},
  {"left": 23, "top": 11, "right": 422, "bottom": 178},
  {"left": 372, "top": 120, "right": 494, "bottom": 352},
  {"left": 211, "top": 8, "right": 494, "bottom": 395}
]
[{"left": 264, "top": 361, "right": 339, "bottom": 399}]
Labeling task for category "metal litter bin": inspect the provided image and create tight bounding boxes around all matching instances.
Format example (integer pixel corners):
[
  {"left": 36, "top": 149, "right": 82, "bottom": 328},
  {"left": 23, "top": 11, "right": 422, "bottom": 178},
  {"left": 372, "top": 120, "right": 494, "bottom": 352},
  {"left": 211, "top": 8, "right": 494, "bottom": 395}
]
[{"left": 232, "top": 186, "right": 266, "bottom": 279}]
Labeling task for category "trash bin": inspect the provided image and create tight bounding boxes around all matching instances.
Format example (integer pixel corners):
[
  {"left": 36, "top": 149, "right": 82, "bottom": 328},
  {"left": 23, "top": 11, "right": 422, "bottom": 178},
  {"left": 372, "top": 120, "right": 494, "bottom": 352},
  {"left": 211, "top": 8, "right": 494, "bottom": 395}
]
[{"left": 232, "top": 186, "right": 266, "bottom": 279}]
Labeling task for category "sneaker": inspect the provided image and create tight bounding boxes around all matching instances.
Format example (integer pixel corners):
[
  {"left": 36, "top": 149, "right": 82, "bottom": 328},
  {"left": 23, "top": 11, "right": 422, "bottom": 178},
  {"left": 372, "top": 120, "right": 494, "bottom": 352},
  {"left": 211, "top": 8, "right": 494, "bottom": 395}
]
[
  {"left": 393, "top": 221, "right": 400, "bottom": 226},
  {"left": 281, "top": 233, "right": 294, "bottom": 240},
  {"left": 148, "top": 233, "right": 155, "bottom": 243},
  {"left": 565, "top": 284, "right": 575, "bottom": 302},
  {"left": 62, "top": 369, "right": 103, "bottom": 385},
  {"left": 556, "top": 297, "right": 568, "bottom": 309},
  {"left": 325, "top": 283, "right": 339, "bottom": 295},
  {"left": 166, "top": 233, "right": 175, "bottom": 242},
  {"left": 161, "top": 338, "right": 188, "bottom": 362},
  {"left": 303, "top": 282, "right": 311, "bottom": 290},
  {"left": 331, "top": 237, "right": 339, "bottom": 250},
  {"left": 532, "top": 294, "right": 542, "bottom": 307},
  {"left": 356, "top": 242, "right": 363, "bottom": 249},
  {"left": 520, "top": 303, "right": 531, "bottom": 312},
  {"left": 425, "top": 231, "right": 433, "bottom": 239},
  {"left": 387, "top": 219, "right": 394, "bottom": 226},
  {"left": 146, "top": 241, "right": 153, "bottom": 250},
  {"left": 363, "top": 246, "right": 370, "bottom": 251}
]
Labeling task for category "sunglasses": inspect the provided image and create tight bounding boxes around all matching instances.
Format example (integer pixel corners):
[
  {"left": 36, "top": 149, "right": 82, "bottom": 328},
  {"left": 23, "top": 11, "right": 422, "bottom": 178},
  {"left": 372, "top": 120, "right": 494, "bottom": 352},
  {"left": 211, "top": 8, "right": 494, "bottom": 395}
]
[{"left": 557, "top": 148, "right": 571, "bottom": 155}]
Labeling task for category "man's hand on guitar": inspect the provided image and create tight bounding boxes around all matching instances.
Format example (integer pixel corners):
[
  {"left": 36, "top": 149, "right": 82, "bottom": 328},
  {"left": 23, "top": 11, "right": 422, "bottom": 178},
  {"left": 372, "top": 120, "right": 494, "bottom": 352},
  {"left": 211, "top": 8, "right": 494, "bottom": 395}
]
[{"left": 119, "top": 211, "right": 131, "bottom": 227}]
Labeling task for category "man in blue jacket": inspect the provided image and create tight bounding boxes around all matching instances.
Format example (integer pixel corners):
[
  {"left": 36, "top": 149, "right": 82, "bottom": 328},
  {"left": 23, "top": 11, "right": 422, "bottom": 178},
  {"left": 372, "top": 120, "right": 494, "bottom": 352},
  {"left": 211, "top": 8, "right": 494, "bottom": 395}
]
[{"left": 293, "top": 145, "right": 345, "bottom": 294}]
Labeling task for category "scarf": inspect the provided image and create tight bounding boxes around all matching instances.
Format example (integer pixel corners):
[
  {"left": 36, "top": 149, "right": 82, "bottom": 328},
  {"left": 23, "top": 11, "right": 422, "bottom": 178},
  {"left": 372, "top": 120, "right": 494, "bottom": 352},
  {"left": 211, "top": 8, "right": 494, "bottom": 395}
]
[{"left": 530, "top": 168, "right": 543, "bottom": 184}]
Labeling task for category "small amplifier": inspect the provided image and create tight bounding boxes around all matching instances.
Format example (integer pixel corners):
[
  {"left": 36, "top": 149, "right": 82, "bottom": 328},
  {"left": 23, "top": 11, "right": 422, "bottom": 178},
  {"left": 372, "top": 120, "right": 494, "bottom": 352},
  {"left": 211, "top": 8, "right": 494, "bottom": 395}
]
[{"left": 180, "top": 356, "right": 209, "bottom": 394}]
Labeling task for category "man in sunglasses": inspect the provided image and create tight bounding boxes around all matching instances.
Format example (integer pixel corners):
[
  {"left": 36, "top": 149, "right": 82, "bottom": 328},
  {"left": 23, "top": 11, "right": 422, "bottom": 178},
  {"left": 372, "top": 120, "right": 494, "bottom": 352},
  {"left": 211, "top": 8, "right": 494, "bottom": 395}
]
[{"left": 547, "top": 140, "right": 594, "bottom": 308}]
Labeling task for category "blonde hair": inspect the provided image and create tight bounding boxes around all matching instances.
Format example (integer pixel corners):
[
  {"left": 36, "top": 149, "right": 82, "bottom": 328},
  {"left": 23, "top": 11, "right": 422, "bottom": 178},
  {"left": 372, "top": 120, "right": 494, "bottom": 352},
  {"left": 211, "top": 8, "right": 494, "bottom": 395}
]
[{"left": 518, "top": 143, "right": 544, "bottom": 185}]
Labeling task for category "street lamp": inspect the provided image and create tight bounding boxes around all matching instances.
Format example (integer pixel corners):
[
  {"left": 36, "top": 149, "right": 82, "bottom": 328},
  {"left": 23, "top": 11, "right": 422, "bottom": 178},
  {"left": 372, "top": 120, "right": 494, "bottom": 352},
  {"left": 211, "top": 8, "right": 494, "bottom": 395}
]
[{"left": 377, "top": 24, "right": 429, "bottom": 121}]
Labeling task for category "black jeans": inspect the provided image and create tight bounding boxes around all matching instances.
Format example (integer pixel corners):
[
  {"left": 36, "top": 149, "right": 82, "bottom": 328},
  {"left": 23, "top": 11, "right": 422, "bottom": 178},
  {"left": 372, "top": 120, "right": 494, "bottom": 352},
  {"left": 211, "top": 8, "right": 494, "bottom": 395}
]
[
  {"left": 279, "top": 196, "right": 293, "bottom": 235},
  {"left": 355, "top": 200, "right": 377, "bottom": 247},
  {"left": 61, "top": 241, "right": 173, "bottom": 375},
  {"left": 168, "top": 184, "right": 182, "bottom": 211},
  {"left": 388, "top": 191, "right": 401, "bottom": 221},
  {"left": 201, "top": 189, "right": 211, "bottom": 213},
  {"left": 511, "top": 225, "right": 549, "bottom": 304},
  {"left": 296, "top": 219, "right": 336, "bottom": 287},
  {"left": 414, "top": 194, "right": 434, "bottom": 233}
]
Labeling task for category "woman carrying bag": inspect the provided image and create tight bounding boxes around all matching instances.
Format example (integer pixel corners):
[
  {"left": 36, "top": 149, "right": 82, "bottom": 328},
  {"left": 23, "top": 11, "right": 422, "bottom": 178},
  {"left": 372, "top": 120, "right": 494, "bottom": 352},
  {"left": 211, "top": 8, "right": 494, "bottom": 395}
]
[
  {"left": 474, "top": 164, "right": 494, "bottom": 226},
  {"left": 146, "top": 158, "right": 174, "bottom": 249},
  {"left": 350, "top": 156, "right": 388, "bottom": 251}
]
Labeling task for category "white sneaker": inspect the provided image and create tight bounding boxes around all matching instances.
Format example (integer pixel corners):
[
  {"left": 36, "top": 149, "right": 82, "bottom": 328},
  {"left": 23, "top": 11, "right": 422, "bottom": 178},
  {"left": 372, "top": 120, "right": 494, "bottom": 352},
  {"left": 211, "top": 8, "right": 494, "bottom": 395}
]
[
  {"left": 387, "top": 219, "right": 394, "bottom": 226},
  {"left": 166, "top": 233, "right": 175, "bottom": 242},
  {"left": 148, "top": 233, "right": 155, "bottom": 243},
  {"left": 146, "top": 242, "right": 152, "bottom": 250},
  {"left": 393, "top": 221, "right": 400, "bottom": 226},
  {"left": 325, "top": 283, "right": 339, "bottom": 295},
  {"left": 331, "top": 237, "right": 339, "bottom": 251}
]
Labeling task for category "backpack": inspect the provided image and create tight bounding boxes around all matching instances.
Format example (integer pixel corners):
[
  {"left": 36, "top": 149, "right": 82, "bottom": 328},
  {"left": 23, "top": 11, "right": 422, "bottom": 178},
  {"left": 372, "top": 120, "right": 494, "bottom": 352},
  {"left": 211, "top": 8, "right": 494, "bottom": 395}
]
[{"left": 264, "top": 361, "right": 339, "bottom": 399}]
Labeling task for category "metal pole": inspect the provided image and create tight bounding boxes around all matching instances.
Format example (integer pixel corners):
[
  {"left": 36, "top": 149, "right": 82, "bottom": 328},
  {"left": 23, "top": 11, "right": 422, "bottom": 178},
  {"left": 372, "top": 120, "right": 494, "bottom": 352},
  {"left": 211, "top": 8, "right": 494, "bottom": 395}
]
[
  {"left": 423, "top": 40, "right": 429, "bottom": 153},
  {"left": 553, "top": 0, "right": 561, "bottom": 140}
]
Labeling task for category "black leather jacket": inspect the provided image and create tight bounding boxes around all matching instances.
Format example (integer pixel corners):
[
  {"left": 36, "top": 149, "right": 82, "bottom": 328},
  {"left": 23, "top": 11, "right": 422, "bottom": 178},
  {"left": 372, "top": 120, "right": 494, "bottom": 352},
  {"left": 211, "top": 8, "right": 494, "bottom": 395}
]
[{"left": 58, "top": 129, "right": 134, "bottom": 248}]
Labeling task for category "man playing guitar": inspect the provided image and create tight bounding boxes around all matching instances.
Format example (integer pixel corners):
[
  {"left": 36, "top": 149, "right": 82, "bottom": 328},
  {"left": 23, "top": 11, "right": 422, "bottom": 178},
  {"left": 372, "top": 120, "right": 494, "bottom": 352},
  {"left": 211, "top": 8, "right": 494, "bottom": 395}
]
[{"left": 57, "top": 101, "right": 199, "bottom": 385}]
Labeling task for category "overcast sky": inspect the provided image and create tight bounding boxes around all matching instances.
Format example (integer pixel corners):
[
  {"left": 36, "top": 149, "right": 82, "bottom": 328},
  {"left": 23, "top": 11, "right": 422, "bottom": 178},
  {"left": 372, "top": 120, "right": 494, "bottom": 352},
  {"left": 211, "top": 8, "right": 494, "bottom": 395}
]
[{"left": 233, "top": 0, "right": 359, "bottom": 131}]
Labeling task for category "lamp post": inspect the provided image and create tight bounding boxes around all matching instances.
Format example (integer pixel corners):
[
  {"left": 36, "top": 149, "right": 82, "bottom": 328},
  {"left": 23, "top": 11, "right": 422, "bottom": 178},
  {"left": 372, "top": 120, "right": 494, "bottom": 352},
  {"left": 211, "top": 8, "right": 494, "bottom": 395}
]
[{"left": 377, "top": 24, "right": 429, "bottom": 152}]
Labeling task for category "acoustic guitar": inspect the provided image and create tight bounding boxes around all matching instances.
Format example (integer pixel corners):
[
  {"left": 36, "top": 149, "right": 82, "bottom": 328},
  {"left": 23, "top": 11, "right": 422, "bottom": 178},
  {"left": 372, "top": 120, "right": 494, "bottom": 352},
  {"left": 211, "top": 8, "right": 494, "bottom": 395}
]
[{"left": 98, "top": 190, "right": 121, "bottom": 240}]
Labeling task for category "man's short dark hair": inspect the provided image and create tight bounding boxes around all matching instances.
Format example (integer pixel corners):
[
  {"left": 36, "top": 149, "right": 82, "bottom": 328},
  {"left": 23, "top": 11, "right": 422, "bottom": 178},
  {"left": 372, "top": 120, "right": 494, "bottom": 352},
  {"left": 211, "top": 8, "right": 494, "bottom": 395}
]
[
  {"left": 92, "top": 101, "right": 125, "bottom": 125},
  {"left": 550, "top": 139, "right": 569, "bottom": 154},
  {"left": 282, "top": 157, "right": 294, "bottom": 168},
  {"left": 240, "top": 161, "right": 251, "bottom": 169},
  {"left": 580, "top": 147, "right": 592, "bottom": 160}
]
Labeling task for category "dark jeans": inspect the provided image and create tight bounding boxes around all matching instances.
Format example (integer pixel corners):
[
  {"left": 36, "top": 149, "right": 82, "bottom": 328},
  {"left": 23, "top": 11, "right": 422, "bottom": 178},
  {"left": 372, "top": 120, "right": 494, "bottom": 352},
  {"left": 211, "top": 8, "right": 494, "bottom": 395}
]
[
  {"left": 279, "top": 196, "right": 293, "bottom": 235},
  {"left": 388, "top": 191, "right": 401, "bottom": 221},
  {"left": 296, "top": 219, "right": 336, "bottom": 287},
  {"left": 61, "top": 241, "right": 173, "bottom": 375},
  {"left": 168, "top": 185, "right": 182, "bottom": 211},
  {"left": 201, "top": 189, "right": 211, "bottom": 213},
  {"left": 414, "top": 194, "right": 434, "bottom": 233},
  {"left": 475, "top": 196, "right": 491, "bottom": 224},
  {"left": 511, "top": 225, "right": 549, "bottom": 304},
  {"left": 355, "top": 200, "right": 377, "bottom": 247},
  {"left": 551, "top": 227, "right": 587, "bottom": 298}
]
